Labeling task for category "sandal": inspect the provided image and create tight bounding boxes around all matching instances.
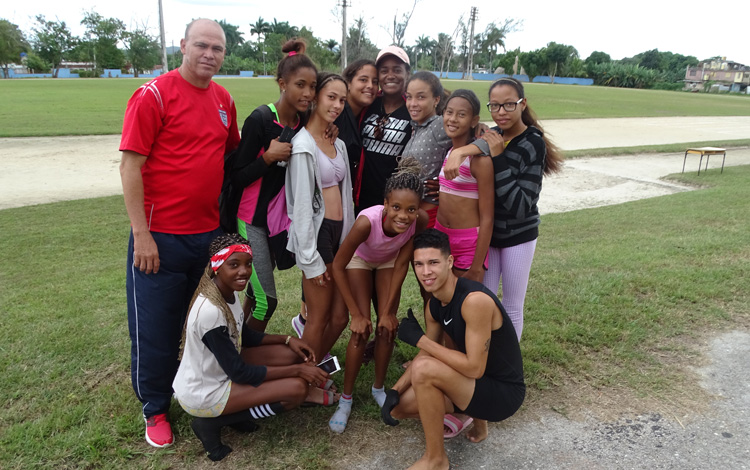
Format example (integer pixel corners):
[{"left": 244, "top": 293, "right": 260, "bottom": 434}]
[
  {"left": 443, "top": 413, "right": 473, "bottom": 439},
  {"left": 302, "top": 387, "right": 340, "bottom": 407},
  {"left": 319, "top": 379, "right": 337, "bottom": 393}
]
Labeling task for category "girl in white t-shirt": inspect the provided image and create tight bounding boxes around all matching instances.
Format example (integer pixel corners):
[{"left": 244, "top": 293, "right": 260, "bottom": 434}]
[{"left": 173, "top": 233, "right": 333, "bottom": 461}]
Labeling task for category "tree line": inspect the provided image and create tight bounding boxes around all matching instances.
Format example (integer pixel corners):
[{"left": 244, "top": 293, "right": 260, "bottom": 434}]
[
  {"left": 1, "top": 13, "right": 700, "bottom": 90},
  {"left": 0, "top": 13, "right": 161, "bottom": 78}
]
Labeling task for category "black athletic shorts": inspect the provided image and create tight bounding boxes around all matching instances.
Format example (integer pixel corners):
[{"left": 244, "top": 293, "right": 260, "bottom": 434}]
[
  {"left": 455, "top": 378, "right": 525, "bottom": 422},
  {"left": 301, "top": 218, "right": 343, "bottom": 302},
  {"left": 316, "top": 218, "right": 343, "bottom": 265}
]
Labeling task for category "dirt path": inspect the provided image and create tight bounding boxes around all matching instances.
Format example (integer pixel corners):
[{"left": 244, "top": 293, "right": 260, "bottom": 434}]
[{"left": 1, "top": 116, "right": 749, "bottom": 211}]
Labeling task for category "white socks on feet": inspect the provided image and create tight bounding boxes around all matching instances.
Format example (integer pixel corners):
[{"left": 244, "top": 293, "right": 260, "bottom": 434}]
[
  {"left": 329, "top": 396, "right": 352, "bottom": 434},
  {"left": 371, "top": 386, "right": 386, "bottom": 408}
]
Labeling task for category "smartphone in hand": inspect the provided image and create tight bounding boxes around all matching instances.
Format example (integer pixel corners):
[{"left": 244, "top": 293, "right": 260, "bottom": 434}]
[
  {"left": 279, "top": 126, "right": 295, "bottom": 143},
  {"left": 317, "top": 356, "right": 341, "bottom": 375}
]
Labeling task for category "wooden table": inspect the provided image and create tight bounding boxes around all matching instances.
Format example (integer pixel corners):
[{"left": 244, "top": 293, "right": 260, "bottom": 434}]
[{"left": 683, "top": 147, "right": 727, "bottom": 175}]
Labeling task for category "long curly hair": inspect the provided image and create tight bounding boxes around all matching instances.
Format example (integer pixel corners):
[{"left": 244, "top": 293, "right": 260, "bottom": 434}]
[{"left": 178, "top": 233, "right": 251, "bottom": 360}]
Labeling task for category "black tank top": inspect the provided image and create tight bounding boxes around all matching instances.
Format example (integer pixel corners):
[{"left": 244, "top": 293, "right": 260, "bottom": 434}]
[{"left": 429, "top": 278, "right": 524, "bottom": 386}]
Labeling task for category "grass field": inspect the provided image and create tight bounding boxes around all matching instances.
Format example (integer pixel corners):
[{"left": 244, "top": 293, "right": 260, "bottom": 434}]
[
  {"left": 1, "top": 165, "right": 748, "bottom": 469},
  {"left": 1, "top": 77, "right": 749, "bottom": 137}
]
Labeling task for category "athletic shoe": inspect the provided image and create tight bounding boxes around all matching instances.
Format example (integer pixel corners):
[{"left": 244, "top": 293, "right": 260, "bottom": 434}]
[
  {"left": 291, "top": 314, "right": 305, "bottom": 338},
  {"left": 145, "top": 413, "right": 174, "bottom": 448}
]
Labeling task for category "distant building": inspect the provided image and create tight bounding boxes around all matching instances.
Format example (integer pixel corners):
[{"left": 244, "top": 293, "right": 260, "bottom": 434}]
[{"left": 684, "top": 57, "right": 749, "bottom": 93}]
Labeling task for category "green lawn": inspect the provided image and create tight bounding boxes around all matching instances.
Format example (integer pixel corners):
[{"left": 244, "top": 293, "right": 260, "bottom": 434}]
[
  {"left": 1, "top": 77, "right": 748, "bottom": 137},
  {"left": 1, "top": 165, "right": 747, "bottom": 469}
]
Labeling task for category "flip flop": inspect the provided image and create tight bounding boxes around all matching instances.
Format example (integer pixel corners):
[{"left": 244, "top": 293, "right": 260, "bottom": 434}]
[
  {"left": 318, "top": 379, "right": 337, "bottom": 393},
  {"left": 443, "top": 413, "right": 473, "bottom": 439},
  {"left": 302, "top": 388, "right": 340, "bottom": 407}
]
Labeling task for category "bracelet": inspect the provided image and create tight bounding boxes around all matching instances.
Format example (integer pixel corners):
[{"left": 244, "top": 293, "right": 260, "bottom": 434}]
[{"left": 285, "top": 335, "right": 291, "bottom": 345}]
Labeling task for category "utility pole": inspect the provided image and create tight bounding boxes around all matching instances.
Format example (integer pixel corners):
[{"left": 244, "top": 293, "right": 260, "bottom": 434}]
[
  {"left": 340, "top": 0, "right": 349, "bottom": 70},
  {"left": 158, "top": 0, "right": 168, "bottom": 72},
  {"left": 466, "top": 6, "right": 477, "bottom": 80}
]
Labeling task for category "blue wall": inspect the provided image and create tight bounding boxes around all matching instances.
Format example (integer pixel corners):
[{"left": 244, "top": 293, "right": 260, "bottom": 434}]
[
  {"left": 431, "top": 71, "right": 593, "bottom": 85},
  {"left": 8, "top": 68, "right": 79, "bottom": 78},
  {"left": 531, "top": 76, "right": 594, "bottom": 85},
  {"left": 432, "top": 71, "right": 530, "bottom": 82},
  {"left": 101, "top": 69, "right": 163, "bottom": 78}
]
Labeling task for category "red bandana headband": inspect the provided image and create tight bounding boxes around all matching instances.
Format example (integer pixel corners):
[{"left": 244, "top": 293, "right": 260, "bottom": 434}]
[{"left": 211, "top": 244, "right": 253, "bottom": 272}]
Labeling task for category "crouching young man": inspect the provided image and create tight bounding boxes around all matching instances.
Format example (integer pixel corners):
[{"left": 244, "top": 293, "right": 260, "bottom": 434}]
[{"left": 381, "top": 229, "right": 525, "bottom": 470}]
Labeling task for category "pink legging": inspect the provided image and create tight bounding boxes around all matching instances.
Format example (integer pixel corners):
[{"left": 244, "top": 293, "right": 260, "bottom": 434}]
[{"left": 482, "top": 239, "right": 537, "bottom": 341}]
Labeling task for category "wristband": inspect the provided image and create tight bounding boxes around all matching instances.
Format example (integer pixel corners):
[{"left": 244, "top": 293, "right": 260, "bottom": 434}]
[{"left": 285, "top": 335, "right": 291, "bottom": 345}]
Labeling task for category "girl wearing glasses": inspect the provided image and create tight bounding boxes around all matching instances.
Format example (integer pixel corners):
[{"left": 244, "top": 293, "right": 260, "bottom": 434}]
[{"left": 444, "top": 78, "right": 562, "bottom": 341}]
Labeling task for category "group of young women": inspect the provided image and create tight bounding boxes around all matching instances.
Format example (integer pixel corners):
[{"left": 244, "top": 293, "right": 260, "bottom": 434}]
[{"left": 172, "top": 39, "right": 562, "bottom": 460}]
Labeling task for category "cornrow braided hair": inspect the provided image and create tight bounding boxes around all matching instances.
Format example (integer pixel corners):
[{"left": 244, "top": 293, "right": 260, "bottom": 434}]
[
  {"left": 383, "top": 156, "right": 424, "bottom": 199},
  {"left": 178, "top": 233, "right": 251, "bottom": 360}
]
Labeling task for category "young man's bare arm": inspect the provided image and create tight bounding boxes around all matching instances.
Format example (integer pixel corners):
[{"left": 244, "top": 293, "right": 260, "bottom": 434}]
[{"left": 414, "top": 292, "right": 496, "bottom": 379}]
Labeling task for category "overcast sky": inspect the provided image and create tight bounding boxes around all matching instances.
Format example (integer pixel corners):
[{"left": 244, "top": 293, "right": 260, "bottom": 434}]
[{"left": 7, "top": 0, "right": 750, "bottom": 65}]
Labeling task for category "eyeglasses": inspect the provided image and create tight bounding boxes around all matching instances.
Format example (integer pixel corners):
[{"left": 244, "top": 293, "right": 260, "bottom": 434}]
[{"left": 486, "top": 98, "right": 523, "bottom": 113}]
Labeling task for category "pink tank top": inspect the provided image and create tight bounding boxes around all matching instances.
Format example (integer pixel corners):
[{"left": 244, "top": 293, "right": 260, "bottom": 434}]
[
  {"left": 354, "top": 205, "right": 417, "bottom": 264},
  {"left": 438, "top": 149, "right": 479, "bottom": 199}
]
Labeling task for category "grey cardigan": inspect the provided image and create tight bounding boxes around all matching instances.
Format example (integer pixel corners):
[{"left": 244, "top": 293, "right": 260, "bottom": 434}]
[{"left": 285, "top": 127, "right": 355, "bottom": 279}]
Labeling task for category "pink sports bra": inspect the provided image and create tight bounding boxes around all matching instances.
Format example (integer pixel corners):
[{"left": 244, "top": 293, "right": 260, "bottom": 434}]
[
  {"left": 438, "top": 150, "right": 479, "bottom": 199},
  {"left": 317, "top": 146, "right": 347, "bottom": 189}
]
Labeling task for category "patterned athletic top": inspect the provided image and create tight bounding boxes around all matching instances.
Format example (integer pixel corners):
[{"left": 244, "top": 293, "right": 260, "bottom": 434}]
[{"left": 438, "top": 149, "right": 478, "bottom": 199}]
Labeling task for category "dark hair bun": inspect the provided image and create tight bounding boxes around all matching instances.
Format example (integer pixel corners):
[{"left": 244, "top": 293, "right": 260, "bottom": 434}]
[{"left": 281, "top": 39, "right": 306, "bottom": 55}]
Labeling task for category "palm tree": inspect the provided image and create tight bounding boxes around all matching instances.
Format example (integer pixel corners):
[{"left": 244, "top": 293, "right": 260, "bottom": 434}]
[
  {"left": 436, "top": 33, "right": 452, "bottom": 76},
  {"left": 325, "top": 39, "right": 338, "bottom": 52},
  {"left": 250, "top": 17, "right": 270, "bottom": 75},
  {"left": 250, "top": 17, "right": 270, "bottom": 40},
  {"left": 414, "top": 35, "right": 434, "bottom": 71},
  {"left": 217, "top": 20, "right": 244, "bottom": 56},
  {"left": 269, "top": 18, "right": 298, "bottom": 38}
]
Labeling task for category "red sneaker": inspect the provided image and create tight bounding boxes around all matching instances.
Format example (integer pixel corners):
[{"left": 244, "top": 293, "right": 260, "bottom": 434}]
[{"left": 145, "top": 413, "right": 174, "bottom": 448}]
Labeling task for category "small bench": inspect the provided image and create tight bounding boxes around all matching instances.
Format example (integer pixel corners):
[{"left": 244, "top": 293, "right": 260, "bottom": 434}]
[{"left": 682, "top": 147, "right": 726, "bottom": 175}]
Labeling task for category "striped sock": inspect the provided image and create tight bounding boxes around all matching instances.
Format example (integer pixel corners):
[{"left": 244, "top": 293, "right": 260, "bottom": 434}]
[{"left": 249, "top": 402, "right": 284, "bottom": 419}]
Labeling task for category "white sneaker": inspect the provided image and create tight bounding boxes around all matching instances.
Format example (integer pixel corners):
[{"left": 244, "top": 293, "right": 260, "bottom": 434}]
[{"left": 291, "top": 314, "right": 305, "bottom": 338}]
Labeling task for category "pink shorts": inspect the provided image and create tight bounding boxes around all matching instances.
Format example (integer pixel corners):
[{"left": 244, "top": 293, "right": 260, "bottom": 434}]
[{"left": 434, "top": 220, "right": 488, "bottom": 271}]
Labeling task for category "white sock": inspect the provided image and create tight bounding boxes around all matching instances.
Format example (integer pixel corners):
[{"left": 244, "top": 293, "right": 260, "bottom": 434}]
[
  {"left": 371, "top": 386, "right": 386, "bottom": 408},
  {"left": 329, "top": 396, "right": 353, "bottom": 434}
]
